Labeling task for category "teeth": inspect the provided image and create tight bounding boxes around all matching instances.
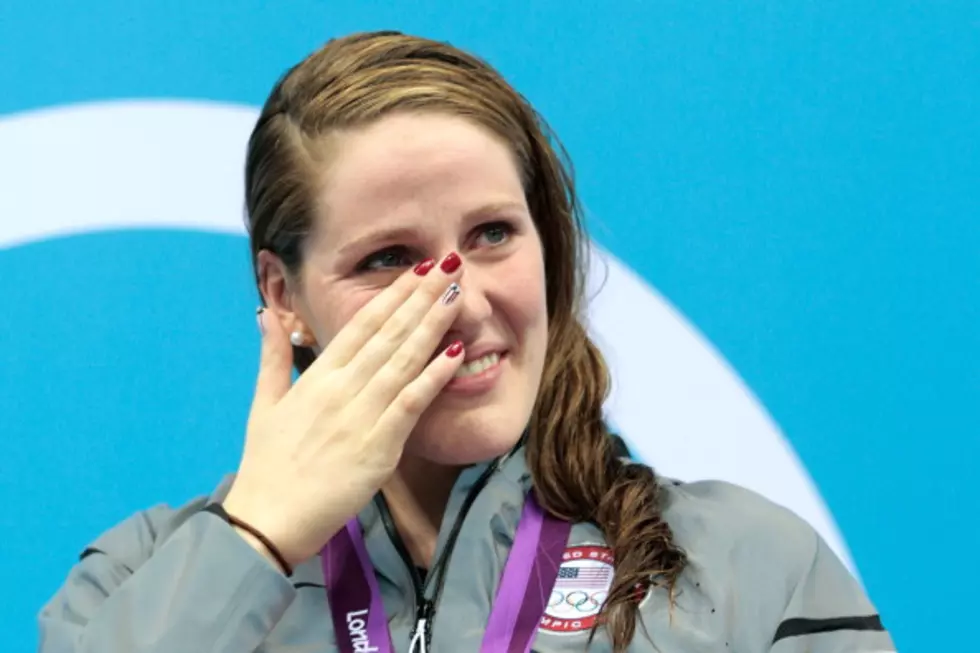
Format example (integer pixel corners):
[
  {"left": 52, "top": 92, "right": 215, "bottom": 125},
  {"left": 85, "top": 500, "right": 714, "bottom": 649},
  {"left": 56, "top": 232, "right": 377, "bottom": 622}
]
[{"left": 453, "top": 352, "right": 501, "bottom": 378}]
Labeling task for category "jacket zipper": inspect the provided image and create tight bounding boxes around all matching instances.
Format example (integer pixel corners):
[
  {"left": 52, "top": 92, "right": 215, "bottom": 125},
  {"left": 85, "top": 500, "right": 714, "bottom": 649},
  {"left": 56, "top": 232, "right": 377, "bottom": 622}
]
[{"left": 375, "top": 457, "right": 504, "bottom": 652}]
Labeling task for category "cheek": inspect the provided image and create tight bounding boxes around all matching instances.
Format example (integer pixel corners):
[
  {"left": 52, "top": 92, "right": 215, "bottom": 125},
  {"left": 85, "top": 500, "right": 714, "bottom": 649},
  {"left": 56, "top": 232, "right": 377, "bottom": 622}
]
[
  {"left": 502, "top": 249, "right": 548, "bottom": 337},
  {"left": 519, "top": 278, "right": 548, "bottom": 335},
  {"left": 305, "top": 282, "right": 377, "bottom": 344}
]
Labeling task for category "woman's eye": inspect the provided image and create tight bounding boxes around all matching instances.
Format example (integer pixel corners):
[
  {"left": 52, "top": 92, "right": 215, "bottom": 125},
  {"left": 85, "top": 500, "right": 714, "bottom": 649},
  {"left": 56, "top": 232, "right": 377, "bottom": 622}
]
[
  {"left": 359, "top": 247, "right": 412, "bottom": 272},
  {"left": 356, "top": 223, "right": 511, "bottom": 272},
  {"left": 475, "top": 222, "right": 513, "bottom": 247}
]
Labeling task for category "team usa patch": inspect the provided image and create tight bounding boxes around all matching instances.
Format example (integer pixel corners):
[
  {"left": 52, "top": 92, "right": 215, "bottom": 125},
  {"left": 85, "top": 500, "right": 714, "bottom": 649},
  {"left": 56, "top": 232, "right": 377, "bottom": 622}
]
[{"left": 540, "top": 545, "right": 616, "bottom": 634}]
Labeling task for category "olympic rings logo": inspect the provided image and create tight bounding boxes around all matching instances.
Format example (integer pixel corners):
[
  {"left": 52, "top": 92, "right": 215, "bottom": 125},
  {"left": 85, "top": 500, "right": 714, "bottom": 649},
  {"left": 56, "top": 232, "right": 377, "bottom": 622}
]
[{"left": 547, "top": 590, "right": 609, "bottom": 614}]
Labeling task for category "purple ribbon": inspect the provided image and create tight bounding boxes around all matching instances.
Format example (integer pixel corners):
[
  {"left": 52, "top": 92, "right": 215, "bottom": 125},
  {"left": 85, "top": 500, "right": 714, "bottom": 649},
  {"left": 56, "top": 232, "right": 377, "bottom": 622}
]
[
  {"left": 322, "top": 519, "right": 395, "bottom": 653},
  {"left": 322, "top": 493, "right": 571, "bottom": 652}
]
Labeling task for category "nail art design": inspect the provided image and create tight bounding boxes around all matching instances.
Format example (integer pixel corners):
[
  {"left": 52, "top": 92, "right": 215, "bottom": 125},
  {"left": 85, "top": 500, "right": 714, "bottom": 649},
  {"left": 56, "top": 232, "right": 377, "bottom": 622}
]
[
  {"left": 446, "top": 340, "right": 464, "bottom": 358},
  {"left": 440, "top": 252, "right": 462, "bottom": 274},
  {"left": 440, "top": 282, "right": 461, "bottom": 305}
]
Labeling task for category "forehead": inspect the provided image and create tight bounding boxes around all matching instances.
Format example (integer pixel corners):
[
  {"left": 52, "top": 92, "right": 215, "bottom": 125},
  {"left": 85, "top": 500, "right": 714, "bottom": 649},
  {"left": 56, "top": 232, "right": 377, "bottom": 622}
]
[{"left": 313, "top": 113, "right": 526, "bottom": 240}]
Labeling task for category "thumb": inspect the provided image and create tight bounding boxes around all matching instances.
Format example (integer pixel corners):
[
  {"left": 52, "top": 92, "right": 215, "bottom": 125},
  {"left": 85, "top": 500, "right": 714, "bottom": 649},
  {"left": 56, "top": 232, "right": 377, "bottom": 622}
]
[{"left": 251, "top": 307, "right": 293, "bottom": 416}]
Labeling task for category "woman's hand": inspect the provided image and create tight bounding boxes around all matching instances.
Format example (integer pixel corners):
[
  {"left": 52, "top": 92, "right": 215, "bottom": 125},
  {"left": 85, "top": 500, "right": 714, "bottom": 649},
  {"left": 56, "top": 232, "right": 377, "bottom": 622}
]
[{"left": 221, "top": 254, "right": 466, "bottom": 570}]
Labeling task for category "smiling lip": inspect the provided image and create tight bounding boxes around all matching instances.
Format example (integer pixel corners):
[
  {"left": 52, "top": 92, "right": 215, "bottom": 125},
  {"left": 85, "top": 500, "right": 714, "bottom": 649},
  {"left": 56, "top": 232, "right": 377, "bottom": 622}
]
[{"left": 444, "top": 350, "right": 507, "bottom": 396}]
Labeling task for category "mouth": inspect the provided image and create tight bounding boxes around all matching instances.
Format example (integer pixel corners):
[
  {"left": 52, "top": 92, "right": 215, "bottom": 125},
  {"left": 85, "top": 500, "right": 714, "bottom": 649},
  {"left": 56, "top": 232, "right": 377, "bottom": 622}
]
[{"left": 453, "top": 351, "right": 505, "bottom": 379}]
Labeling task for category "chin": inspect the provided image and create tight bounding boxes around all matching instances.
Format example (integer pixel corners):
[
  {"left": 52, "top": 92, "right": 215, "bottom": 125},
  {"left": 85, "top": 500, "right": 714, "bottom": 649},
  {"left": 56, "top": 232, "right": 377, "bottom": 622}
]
[{"left": 405, "top": 407, "right": 529, "bottom": 467}]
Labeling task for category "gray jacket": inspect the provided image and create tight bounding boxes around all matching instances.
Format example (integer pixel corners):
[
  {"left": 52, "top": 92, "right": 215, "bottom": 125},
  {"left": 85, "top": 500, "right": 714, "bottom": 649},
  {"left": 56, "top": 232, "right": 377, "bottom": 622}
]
[{"left": 38, "top": 449, "right": 896, "bottom": 652}]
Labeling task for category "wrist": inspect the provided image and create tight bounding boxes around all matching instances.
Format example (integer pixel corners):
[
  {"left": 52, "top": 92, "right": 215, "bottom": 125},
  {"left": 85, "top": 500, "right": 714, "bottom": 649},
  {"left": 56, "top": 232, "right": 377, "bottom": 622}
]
[
  {"left": 201, "top": 502, "right": 295, "bottom": 576},
  {"left": 231, "top": 524, "right": 291, "bottom": 576}
]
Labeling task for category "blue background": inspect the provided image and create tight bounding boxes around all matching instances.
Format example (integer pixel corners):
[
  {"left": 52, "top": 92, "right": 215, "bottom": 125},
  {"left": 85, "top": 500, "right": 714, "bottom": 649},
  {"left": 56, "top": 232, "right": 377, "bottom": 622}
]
[{"left": 1, "top": 2, "right": 978, "bottom": 650}]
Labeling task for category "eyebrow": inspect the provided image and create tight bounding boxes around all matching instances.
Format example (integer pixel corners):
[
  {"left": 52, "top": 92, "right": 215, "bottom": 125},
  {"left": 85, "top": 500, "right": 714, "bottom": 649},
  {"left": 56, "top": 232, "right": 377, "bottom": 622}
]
[{"left": 334, "top": 201, "right": 528, "bottom": 260}]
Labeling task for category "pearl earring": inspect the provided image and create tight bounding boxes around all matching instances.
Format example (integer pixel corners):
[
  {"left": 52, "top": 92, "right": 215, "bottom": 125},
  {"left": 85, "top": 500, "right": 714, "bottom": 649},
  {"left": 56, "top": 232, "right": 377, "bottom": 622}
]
[{"left": 289, "top": 331, "right": 305, "bottom": 347}]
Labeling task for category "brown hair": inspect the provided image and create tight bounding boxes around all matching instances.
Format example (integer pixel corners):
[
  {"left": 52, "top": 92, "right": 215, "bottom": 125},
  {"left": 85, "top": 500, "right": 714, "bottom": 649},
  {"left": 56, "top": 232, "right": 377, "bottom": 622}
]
[{"left": 244, "top": 31, "right": 686, "bottom": 651}]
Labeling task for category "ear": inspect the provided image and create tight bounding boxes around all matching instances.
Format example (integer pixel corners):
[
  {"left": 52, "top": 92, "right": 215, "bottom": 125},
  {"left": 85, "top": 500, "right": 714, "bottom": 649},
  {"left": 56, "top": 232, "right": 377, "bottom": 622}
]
[{"left": 256, "top": 249, "right": 313, "bottom": 344}]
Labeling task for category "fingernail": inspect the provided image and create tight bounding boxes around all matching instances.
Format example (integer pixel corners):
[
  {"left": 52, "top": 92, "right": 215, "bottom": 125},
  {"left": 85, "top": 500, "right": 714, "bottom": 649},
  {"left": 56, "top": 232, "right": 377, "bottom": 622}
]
[
  {"left": 413, "top": 258, "right": 435, "bottom": 276},
  {"left": 446, "top": 340, "right": 464, "bottom": 358},
  {"left": 256, "top": 307, "right": 266, "bottom": 335},
  {"left": 440, "top": 282, "right": 461, "bottom": 305},
  {"left": 439, "top": 252, "right": 461, "bottom": 274}
]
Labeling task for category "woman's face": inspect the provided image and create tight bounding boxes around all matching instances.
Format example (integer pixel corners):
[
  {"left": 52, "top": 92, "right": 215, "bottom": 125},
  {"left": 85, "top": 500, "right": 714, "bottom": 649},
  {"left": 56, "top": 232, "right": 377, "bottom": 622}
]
[{"left": 288, "top": 112, "right": 549, "bottom": 465}]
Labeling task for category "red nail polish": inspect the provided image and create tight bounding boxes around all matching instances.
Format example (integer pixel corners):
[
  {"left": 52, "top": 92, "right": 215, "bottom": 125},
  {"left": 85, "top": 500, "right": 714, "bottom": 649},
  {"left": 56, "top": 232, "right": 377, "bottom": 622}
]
[
  {"left": 414, "top": 258, "right": 435, "bottom": 276},
  {"left": 440, "top": 252, "right": 461, "bottom": 273},
  {"left": 446, "top": 340, "right": 464, "bottom": 358}
]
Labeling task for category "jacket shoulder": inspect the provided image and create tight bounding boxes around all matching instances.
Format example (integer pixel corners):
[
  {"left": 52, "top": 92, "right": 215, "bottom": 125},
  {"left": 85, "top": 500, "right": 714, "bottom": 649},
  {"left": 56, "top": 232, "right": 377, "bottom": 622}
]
[{"left": 80, "top": 476, "right": 234, "bottom": 570}]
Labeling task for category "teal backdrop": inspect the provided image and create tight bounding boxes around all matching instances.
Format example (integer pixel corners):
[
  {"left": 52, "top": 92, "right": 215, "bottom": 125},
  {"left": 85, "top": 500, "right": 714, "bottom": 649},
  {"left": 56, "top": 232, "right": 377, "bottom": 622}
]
[{"left": 1, "top": 2, "right": 977, "bottom": 651}]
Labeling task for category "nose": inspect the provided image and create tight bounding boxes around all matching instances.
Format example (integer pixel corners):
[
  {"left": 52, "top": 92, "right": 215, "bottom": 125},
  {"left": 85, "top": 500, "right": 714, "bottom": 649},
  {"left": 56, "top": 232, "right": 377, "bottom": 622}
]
[{"left": 445, "top": 263, "right": 493, "bottom": 343}]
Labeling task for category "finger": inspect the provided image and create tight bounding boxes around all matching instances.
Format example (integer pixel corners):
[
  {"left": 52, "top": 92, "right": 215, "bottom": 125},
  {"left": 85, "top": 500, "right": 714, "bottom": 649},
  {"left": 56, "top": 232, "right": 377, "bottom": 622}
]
[
  {"left": 341, "top": 256, "right": 464, "bottom": 387},
  {"left": 250, "top": 307, "right": 294, "bottom": 417},
  {"left": 356, "top": 280, "right": 464, "bottom": 405},
  {"left": 371, "top": 340, "right": 465, "bottom": 442},
  {"left": 309, "top": 259, "right": 435, "bottom": 373}
]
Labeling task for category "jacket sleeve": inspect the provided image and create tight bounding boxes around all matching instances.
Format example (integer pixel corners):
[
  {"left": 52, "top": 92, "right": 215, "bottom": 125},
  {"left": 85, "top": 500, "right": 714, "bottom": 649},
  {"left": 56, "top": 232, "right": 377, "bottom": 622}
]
[
  {"left": 769, "top": 531, "right": 896, "bottom": 652},
  {"left": 38, "top": 504, "right": 297, "bottom": 653}
]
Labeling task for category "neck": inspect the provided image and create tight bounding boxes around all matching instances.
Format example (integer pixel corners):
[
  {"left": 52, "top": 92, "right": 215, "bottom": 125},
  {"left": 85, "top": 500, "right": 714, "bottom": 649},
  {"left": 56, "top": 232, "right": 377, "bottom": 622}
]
[{"left": 381, "top": 454, "right": 463, "bottom": 569}]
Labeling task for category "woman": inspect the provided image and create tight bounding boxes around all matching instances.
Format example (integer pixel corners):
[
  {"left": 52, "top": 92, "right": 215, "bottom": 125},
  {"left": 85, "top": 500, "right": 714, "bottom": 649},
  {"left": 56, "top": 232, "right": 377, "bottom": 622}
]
[{"left": 38, "top": 32, "right": 895, "bottom": 653}]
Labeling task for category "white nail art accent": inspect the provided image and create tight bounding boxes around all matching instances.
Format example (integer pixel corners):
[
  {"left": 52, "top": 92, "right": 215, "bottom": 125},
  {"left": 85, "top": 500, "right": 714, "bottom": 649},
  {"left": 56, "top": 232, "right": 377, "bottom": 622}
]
[{"left": 440, "top": 282, "right": 461, "bottom": 305}]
